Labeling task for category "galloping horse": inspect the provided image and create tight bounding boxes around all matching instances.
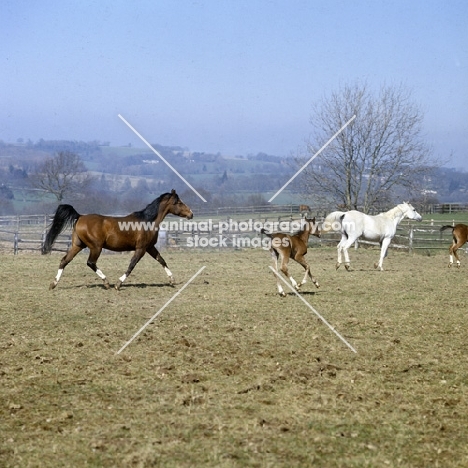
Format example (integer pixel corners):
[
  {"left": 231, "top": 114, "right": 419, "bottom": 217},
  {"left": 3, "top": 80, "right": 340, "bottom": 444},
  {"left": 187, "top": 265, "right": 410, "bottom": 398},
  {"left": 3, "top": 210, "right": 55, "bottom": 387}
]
[
  {"left": 440, "top": 223, "right": 468, "bottom": 268},
  {"left": 261, "top": 217, "right": 321, "bottom": 296},
  {"left": 323, "top": 202, "right": 422, "bottom": 271},
  {"left": 42, "top": 190, "right": 193, "bottom": 290}
]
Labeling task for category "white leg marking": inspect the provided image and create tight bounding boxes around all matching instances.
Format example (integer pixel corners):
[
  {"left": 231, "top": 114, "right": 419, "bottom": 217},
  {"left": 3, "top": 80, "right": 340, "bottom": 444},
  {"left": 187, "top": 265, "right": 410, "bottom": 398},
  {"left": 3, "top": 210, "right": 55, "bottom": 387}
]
[
  {"left": 119, "top": 274, "right": 127, "bottom": 283},
  {"left": 164, "top": 267, "right": 173, "bottom": 277},
  {"left": 55, "top": 269, "right": 63, "bottom": 282},
  {"left": 300, "top": 268, "right": 309, "bottom": 285},
  {"left": 96, "top": 269, "right": 106, "bottom": 280},
  {"left": 289, "top": 276, "right": 299, "bottom": 289}
]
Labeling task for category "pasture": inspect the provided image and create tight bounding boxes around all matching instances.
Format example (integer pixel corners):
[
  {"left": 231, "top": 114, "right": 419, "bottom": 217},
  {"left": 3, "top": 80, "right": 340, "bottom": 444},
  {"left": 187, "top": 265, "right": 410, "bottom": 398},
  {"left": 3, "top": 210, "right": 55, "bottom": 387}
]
[{"left": 1, "top": 246, "right": 468, "bottom": 467}]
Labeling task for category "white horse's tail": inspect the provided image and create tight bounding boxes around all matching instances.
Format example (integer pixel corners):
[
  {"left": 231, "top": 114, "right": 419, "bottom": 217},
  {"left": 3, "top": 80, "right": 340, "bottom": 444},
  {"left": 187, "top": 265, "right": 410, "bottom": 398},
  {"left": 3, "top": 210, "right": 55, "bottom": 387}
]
[{"left": 322, "top": 211, "right": 346, "bottom": 232}]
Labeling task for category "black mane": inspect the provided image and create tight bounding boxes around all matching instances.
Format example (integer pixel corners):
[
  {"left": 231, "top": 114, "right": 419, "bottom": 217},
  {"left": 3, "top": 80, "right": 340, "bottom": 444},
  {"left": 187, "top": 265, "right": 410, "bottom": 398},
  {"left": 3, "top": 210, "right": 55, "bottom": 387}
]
[{"left": 132, "top": 192, "right": 177, "bottom": 221}]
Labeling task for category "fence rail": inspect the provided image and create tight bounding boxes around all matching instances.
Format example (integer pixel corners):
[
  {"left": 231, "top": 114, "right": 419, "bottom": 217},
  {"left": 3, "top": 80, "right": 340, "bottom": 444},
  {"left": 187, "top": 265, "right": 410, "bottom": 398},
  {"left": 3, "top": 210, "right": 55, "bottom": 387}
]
[{"left": 2, "top": 211, "right": 466, "bottom": 255}]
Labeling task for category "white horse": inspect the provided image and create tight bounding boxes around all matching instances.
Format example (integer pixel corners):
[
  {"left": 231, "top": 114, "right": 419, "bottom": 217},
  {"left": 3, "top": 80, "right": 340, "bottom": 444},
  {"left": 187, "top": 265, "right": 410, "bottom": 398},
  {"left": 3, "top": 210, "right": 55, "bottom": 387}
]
[{"left": 323, "top": 202, "right": 422, "bottom": 271}]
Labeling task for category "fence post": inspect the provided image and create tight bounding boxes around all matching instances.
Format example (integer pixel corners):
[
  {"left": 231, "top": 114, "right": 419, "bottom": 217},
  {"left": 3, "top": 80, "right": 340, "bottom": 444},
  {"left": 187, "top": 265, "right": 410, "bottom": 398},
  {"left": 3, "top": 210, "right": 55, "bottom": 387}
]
[
  {"left": 14, "top": 232, "right": 18, "bottom": 255},
  {"left": 409, "top": 225, "right": 414, "bottom": 253}
]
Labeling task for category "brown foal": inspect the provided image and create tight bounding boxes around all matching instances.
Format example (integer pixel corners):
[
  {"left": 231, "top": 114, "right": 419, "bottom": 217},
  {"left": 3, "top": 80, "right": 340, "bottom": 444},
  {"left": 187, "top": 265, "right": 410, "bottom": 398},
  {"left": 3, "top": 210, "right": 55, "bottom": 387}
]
[
  {"left": 262, "top": 217, "right": 321, "bottom": 297},
  {"left": 440, "top": 224, "right": 468, "bottom": 268}
]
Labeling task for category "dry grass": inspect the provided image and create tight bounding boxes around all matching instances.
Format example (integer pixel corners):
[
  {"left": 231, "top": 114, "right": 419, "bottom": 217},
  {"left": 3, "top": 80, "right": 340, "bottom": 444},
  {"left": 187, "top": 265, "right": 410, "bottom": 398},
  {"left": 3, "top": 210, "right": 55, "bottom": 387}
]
[{"left": 1, "top": 246, "right": 468, "bottom": 467}]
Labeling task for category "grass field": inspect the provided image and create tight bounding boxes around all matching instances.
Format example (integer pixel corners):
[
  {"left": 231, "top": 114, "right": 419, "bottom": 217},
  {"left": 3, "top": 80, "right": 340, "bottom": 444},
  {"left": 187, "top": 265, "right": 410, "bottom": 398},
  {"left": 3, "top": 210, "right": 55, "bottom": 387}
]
[{"left": 1, "top": 246, "right": 468, "bottom": 467}]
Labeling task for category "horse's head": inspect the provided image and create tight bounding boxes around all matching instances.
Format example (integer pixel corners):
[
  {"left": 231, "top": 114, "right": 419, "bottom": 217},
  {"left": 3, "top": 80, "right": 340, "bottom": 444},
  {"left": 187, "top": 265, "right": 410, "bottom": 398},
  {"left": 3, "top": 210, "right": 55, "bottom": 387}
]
[
  {"left": 304, "top": 216, "right": 321, "bottom": 238},
  {"left": 167, "top": 189, "right": 193, "bottom": 219},
  {"left": 401, "top": 202, "right": 422, "bottom": 222}
]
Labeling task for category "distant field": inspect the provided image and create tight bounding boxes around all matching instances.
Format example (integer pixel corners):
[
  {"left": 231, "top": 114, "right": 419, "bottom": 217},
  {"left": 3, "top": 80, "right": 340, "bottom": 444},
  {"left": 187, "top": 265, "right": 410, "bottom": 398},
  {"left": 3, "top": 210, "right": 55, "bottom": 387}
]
[
  {"left": 98, "top": 146, "right": 153, "bottom": 157},
  {"left": 1, "top": 247, "right": 468, "bottom": 467},
  {"left": 421, "top": 213, "right": 468, "bottom": 223}
]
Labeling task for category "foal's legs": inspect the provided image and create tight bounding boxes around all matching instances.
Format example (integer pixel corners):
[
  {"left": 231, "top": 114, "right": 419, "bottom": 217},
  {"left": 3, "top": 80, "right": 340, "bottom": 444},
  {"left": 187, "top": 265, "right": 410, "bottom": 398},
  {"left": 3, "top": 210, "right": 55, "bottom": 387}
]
[
  {"left": 279, "top": 255, "right": 300, "bottom": 290},
  {"left": 294, "top": 255, "right": 320, "bottom": 289},
  {"left": 49, "top": 244, "right": 84, "bottom": 290},
  {"left": 270, "top": 249, "right": 286, "bottom": 297},
  {"left": 449, "top": 241, "right": 462, "bottom": 268},
  {"left": 86, "top": 247, "right": 110, "bottom": 289},
  {"left": 147, "top": 245, "right": 175, "bottom": 285},
  {"left": 115, "top": 248, "right": 146, "bottom": 290}
]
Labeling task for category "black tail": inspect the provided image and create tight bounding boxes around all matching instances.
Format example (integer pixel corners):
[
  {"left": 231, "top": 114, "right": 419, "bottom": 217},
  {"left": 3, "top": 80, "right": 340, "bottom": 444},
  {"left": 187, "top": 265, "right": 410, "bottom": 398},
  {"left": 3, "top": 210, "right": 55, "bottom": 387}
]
[
  {"left": 42, "top": 204, "right": 81, "bottom": 254},
  {"left": 260, "top": 228, "right": 272, "bottom": 238},
  {"left": 440, "top": 225, "right": 455, "bottom": 233}
]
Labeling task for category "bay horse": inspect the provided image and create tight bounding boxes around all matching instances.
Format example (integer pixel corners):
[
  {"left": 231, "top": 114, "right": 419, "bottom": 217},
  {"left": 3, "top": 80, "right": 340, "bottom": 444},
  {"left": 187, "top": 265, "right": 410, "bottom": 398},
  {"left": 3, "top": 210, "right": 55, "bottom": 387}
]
[
  {"left": 323, "top": 202, "right": 422, "bottom": 271},
  {"left": 42, "top": 189, "right": 193, "bottom": 290},
  {"left": 261, "top": 217, "right": 321, "bottom": 297},
  {"left": 440, "top": 224, "right": 468, "bottom": 268}
]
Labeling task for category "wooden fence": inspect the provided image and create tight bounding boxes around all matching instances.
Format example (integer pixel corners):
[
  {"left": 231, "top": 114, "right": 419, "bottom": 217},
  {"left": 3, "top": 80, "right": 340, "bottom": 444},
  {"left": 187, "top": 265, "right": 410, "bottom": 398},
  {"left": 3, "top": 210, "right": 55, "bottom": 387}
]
[{"left": 1, "top": 212, "right": 466, "bottom": 256}]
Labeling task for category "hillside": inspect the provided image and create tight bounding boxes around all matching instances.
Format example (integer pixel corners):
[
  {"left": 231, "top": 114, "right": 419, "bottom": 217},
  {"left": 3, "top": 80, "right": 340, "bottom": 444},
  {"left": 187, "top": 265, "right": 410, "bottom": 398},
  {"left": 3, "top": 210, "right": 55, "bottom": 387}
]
[{"left": 0, "top": 139, "right": 467, "bottom": 215}]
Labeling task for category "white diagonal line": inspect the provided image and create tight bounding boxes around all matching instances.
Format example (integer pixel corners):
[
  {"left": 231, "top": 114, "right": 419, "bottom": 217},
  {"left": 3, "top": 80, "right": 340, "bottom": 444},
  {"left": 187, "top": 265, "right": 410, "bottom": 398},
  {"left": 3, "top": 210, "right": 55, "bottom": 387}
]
[
  {"left": 116, "top": 266, "right": 206, "bottom": 354},
  {"left": 268, "top": 115, "right": 356, "bottom": 203},
  {"left": 269, "top": 266, "right": 357, "bottom": 353},
  {"left": 118, "top": 114, "right": 207, "bottom": 202}
]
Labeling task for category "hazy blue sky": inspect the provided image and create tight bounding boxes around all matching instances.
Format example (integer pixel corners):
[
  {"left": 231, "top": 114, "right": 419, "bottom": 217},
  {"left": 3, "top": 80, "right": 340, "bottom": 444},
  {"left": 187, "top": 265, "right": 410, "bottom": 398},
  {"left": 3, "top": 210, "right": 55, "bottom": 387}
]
[{"left": 2, "top": 1, "right": 467, "bottom": 167}]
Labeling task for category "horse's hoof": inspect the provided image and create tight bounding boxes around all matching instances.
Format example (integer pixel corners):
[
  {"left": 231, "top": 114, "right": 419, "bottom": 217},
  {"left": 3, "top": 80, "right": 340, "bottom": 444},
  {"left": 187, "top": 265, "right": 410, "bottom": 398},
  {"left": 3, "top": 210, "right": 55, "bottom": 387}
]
[
  {"left": 344, "top": 264, "right": 351, "bottom": 271},
  {"left": 315, "top": 282, "right": 320, "bottom": 289},
  {"left": 49, "top": 282, "right": 56, "bottom": 290},
  {"left": 335, "top": 263, "right": 341, "bottom": 270},
  {"left": 103, "top": 280, "right": 110, "bottom": 290},
  {"left": 448, "top": 263, "right": 452, "bottom": 268},
  {"left": 374, "top": 263, "right": 379, "bottom": 269},
  {"left": 115, "top": 282, "right": 122, "bottom": 291},
  {"left": 279, "top": 292, "right": 286, "bottom": 297}
]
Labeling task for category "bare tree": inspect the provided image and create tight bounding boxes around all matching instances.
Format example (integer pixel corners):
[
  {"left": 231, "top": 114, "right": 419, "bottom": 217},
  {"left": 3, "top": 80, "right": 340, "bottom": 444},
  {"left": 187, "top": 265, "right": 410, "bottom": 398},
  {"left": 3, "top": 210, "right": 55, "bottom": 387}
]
[
  {"left": 298, "top": 82, "right": 435, "bottom": 212},
  {"left": 30, "top": 151, "right": 93, "bottom": 202}
]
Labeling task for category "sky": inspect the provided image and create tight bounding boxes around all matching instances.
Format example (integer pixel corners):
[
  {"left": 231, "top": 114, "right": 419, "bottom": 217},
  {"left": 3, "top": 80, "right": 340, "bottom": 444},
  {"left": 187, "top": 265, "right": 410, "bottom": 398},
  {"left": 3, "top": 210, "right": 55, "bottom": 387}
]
[{"left": 1, "top": 0, "right": 467, "bottom": 168}]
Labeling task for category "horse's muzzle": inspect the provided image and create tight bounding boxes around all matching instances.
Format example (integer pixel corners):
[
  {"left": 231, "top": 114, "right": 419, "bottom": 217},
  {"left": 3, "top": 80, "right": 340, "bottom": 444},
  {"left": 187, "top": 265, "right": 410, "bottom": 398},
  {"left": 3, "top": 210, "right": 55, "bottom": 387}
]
[{"left": 186, "top": 212, "right": 194, "bottom": 220}]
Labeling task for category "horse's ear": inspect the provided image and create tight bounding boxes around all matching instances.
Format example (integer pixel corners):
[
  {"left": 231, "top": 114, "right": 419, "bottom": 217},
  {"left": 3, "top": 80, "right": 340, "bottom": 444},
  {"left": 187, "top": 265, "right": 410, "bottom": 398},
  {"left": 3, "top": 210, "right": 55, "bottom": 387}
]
[{"left": 171, "top": 189, "right": 176, "bottom": 194}]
